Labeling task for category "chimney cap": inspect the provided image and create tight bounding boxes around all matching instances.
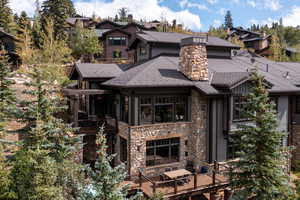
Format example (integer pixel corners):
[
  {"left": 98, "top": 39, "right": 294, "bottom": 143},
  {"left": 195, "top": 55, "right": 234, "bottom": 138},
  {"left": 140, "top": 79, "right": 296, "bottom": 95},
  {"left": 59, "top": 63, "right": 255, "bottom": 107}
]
[{"left": 181, "top": 36, "right": 207, "bottom": 47}]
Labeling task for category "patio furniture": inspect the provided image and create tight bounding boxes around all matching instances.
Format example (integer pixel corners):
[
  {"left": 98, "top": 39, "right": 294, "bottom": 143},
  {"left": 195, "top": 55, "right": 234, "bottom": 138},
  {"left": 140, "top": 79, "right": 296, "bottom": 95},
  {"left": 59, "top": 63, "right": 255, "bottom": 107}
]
[{"left": 164, "top": 169, "right": 192, "bottom": 180}]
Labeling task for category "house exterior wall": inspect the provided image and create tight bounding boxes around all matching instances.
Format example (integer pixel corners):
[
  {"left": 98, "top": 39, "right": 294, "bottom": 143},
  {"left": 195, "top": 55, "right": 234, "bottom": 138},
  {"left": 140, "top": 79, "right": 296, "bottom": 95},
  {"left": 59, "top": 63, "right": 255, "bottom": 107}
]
[
  {"left": 104, "top": 31, "right": 129, "bottom": 59},
  {"left": 136, "top": 42, "right": 150, "bottom": 62},
  {"left": 115, "top": 89, "right": 208, "bottom": 178}
]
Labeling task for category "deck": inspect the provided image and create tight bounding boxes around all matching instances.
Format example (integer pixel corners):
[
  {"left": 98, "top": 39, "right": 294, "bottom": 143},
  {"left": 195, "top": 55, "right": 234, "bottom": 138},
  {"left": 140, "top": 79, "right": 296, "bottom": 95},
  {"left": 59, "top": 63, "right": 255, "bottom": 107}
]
[
  {"left": 131, "top": 161, "right": 231, "bottom": 199},
  {"left": 140, "top": 173, "right": 228, "bottom": 198}
]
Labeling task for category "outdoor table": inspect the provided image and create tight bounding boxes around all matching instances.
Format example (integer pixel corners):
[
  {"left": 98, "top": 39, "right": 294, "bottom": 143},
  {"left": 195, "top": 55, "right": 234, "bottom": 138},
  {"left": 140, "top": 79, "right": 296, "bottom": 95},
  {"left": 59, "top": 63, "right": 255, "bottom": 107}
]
[{"left": 164, "top": 169, "right": 192, "bottom": 180}]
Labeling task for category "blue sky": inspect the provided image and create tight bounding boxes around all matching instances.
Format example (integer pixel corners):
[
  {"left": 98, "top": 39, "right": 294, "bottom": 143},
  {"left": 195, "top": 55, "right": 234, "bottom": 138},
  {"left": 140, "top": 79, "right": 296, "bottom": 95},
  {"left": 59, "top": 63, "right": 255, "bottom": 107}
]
[{"left": 9, "top": 0, "right": 300, "bottom": 31}]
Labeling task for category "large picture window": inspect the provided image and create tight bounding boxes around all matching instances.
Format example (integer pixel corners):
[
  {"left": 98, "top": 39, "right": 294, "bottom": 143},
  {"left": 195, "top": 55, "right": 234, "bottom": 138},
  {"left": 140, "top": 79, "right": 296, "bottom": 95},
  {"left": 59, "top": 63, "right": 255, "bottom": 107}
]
[
  {"left": 139, "top": 96, "right": 188, "bottom": 125},
  {"left": 108, "top": 36, "right": 126, "bottom": 46},
  {"left": 146, "top": 138, "right": 180, "bottom": 166}
]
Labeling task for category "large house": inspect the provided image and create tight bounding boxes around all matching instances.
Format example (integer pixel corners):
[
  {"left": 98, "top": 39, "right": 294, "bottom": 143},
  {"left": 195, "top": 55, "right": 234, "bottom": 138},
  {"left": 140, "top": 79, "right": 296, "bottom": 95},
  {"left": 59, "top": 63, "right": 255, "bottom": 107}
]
[{"left": 65, "top": 31, "right": 300, "bottom": 198}]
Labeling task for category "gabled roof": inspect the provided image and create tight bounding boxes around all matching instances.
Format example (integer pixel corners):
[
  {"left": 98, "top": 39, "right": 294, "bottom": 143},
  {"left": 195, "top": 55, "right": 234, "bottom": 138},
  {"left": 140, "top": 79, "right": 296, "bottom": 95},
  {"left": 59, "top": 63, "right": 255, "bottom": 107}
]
[
  {"left": 102, "top": 56, "right": 194, "bottom": 88},
  {"left": 129, "top": 31, "right": 240, "bottom": 49},
  {"left": 95, "top": 20, "right": 123, "bottom": 29},
  {"left": 211, "top": 72, "right": 249, "bottom": 88},
  {"left": 102, "top": 52, "right": 300, "bottom": 94},
  {"left": 69, "top": 63, "right": 127, "bottom": 80},
  {"left": 101, "top": 28, "right": 132, "bottom": 37}
]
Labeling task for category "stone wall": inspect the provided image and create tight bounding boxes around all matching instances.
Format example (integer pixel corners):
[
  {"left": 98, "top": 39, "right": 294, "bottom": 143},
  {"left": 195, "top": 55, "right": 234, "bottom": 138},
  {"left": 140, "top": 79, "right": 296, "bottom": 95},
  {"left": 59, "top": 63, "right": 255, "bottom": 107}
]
[
  {"left": 179, "top": 43, "right": 208, "bottom": 81},
  {"left": 118, "top": 90, "right": 209, "bottom": 178}
]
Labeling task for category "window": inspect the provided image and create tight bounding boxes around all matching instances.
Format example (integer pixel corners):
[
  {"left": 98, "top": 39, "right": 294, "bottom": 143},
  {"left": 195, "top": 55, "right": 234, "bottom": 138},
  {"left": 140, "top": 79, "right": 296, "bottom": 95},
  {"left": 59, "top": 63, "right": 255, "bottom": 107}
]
[
  {"left": 120, "top": 137, "right": 127, "bottom": 163},
  {"left": 139, "top": 46, "right": 147, "bottom": 55},
  {"left": 140, "top": 97, "right": 152, "bottom": 124},
  {"left": 146, "top": 138, "right": 180, "bottom": 166},
  {"left": 113, "top": 50, "right": 122, "bottom": 58},
  {"left": 233, "top": 96, "right": 248, "bottom": 121},
  {"left": 108, "top": 36, "right": 126, "bottom": 46},
  {"left": 120, "top": 95, "right": 129, "bottom": 123},
  {"left": 155, "top": 97, "right": 173, "bottom": 123},
  {"left": 139, "top": 96, "right": 188, "bottom": 124}
]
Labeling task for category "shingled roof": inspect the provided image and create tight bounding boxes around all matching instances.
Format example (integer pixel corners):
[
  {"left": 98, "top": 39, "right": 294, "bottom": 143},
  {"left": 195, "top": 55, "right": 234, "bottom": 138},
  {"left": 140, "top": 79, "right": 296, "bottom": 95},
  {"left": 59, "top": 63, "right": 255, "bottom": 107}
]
[
  {"left": 69, "top": 63, "right": 128, "bottom": 80},
  {"left": 102, "top": 53, "right": 300, "bottom": 94},
  {"left": 129, "top": 31, "right": 240, "bottom": 49}
]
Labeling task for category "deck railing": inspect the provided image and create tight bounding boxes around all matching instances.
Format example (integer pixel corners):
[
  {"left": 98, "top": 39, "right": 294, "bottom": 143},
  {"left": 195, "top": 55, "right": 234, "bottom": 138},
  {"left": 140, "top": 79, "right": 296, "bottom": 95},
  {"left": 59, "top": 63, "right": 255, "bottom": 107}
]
[{"left": 138, "top": 160, "right": 230, "bottom": 196}]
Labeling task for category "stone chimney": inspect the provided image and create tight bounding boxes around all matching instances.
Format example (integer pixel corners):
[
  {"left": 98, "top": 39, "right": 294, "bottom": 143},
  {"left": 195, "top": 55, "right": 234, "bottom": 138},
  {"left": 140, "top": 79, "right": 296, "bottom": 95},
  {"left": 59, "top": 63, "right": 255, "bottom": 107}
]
[{"left": 179, "top": 36, "right": 208, "bottom": 81}]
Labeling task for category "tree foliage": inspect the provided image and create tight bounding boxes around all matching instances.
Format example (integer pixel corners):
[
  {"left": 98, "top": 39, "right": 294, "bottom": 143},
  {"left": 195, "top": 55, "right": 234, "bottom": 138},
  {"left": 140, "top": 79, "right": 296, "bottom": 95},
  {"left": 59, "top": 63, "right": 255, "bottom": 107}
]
[
  {"left": 224, "top": 10, "right": 233, "bottom": 29},
  {"left": 70, "top": 27, "right": 102, "bottom": 62},
  {"left": 81, "top": 127, "right": 130, "bottom": 200},
  {"left": 229, "top": 70, "right": 293, "bottom": 200},
  {"left": 41, "top": 0, "right": 76, "bottom": 39},
  {"left": 0, "top": 0, "right": 13, "bottom": 33}
]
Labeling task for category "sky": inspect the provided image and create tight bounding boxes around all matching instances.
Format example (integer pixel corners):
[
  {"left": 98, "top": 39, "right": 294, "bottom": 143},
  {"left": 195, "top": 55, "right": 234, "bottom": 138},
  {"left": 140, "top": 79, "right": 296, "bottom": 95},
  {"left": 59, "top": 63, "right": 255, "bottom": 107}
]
[{"left": 8, "top": 0, "right": 300, "bottom": 31}]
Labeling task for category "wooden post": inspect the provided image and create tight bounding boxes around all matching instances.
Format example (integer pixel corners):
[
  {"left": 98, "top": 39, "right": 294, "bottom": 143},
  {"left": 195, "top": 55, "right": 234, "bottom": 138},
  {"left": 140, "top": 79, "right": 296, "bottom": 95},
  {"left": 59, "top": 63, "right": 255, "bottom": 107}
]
[
  {"left": 224, "top": 189, "right": 233, "bottom": 200},
  {"left": 74, "top": 95, "right": 79, "bottom": 127},
  {"left": 174, "top": 179, "right": 178, "bottom": 194},
  {"left": 153, "top": 182, "right": 156, "bottom": 194},
  {"left": 213, "top": 160, "right": 217, "bottom": 185},
  {"left": 194, "top": 173, "right": 197, "bottom": 189},
  {"left": 139, "top": 171, "right": 142, "bottom": 188}
]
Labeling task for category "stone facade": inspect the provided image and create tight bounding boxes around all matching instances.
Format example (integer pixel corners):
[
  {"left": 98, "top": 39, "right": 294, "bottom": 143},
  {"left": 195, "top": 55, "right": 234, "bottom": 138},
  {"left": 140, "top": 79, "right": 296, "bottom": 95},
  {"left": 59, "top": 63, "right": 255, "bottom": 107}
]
[
  {"left": 116, "top": 89, "right": 208, "bottom": 178},
  {"left": 179, "top": 38, "right": 208, "bottom": 81}
]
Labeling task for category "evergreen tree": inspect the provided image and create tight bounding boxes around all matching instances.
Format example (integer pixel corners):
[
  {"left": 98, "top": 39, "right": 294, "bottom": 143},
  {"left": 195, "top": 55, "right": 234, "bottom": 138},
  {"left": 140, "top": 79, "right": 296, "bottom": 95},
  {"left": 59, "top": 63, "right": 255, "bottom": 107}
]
[
  {"left": 224, "top": 10, "right": 233, "bottom": 29},
  {"left": 229, "top": 70, "right": 293, "bottom": 200},
  {"left": 0, "top": 50, "right": 16, "bottom": 200},
  {"left": 41, "top": 0, "right": 76, "bottom": 39},
  {"left": 81, "top": 127, "right": 130, "bottom": 200},
  {"left": 118, "top": 7, "right": 128, "bottom": 22},
  {"left": 17, "top": 11, "right": 30, "bottom": 31},
  {"left": 114, "top": 14, "right": 119, "bottom": 22},
  {"left": 0, "top": 0, "right": 13, "bottom": 32},
  {"left": 270, "top": 33, "right": 283, "bottom": 62}
]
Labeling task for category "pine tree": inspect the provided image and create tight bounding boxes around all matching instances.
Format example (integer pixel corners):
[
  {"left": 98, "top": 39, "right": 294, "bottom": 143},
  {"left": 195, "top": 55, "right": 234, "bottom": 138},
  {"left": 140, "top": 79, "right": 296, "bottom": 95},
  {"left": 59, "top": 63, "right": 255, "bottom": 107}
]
[
  {"left": 224, "top": 10, "right": 233, "bottom": 29},
  {"left": 17, "top": 11, "right": 30, "bottom": 31},
  {"left": 81, "top": 127, "right": 130, "bottom": 200},
  {"left": 18, "top": 68, "right": 86, "bottom": 199},
  {"left": 0, "top": 0, "right": 13, "bottom": 32},
  {"left": 0, "top": 50, "right": 17, "bottom": 200},
  {"left": 229, "top": 70, "right": 293, "bottom": 200},
  {"left": 118, "top": 7, "right": 128, "bottom": 22},
  {"left": 41, "top": 0, "right": 76, "bottom": 39}
]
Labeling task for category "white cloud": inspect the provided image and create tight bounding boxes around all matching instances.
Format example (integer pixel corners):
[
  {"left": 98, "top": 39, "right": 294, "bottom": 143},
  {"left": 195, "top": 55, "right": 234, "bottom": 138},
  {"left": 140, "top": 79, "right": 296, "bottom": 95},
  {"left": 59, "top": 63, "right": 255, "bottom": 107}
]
[
  {"left": 212, "top": 19, "right": 221, "bottom": 27},
  {"left": 9, "top": 0, "right": 45, "bottom": 16},
  {"left": 282, "top": 6, "right": 300, "bottom": 27},
  {"left": 264, "top": 0, "right": 281, "bottom": 11},
  {"left": 249, "top": 17, "right": 278, "bottom": 27},
  {"left": 75, "top": 0, "right": 202, "bottom": 30},
  {"left": 218, "top": 8, "right": 226, "bottom": 16},
  {"left": 247, "top": 0, "right": 256, "bottom": 8},
  {"left": 206, "top": 0, "right": 217, "bottom": 4},
  {"left": 179, "top": 0, "right": 208, "bottom": 10}
]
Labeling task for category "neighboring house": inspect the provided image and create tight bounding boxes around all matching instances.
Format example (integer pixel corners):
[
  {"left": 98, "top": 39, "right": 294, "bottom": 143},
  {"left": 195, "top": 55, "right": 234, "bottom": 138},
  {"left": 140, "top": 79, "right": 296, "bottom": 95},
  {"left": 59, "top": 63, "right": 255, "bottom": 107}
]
[
  {"left": 0, "top": 28, "right": 19, "bottom": 66},
  {"left": 65, "top": 32, "right": 300, "bottom": 198},
  {"left": 94, "top": 20, "right": 157, "bottom": 62},
  {"left": 66, "top": 17, "right": 97, "bottom": 29},
  {"left": 227, "top": 27, "right": 272, "bottom": 56}
]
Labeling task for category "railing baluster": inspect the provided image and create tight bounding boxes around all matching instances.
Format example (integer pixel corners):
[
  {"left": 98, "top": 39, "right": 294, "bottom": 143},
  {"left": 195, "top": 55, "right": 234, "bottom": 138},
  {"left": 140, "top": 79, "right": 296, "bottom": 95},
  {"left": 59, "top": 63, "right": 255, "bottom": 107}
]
[
  {"left": 213, "top": 160, "right": 217, "bottom": 185},
  {"left": 174, "top": 179, "right": 177, "bottom": 194},
  {"left": 194, "top": 173, "right": 197, "bottom": 189},
  {"left": 153, "top": 182, "right": 156, "bottom": 194},
  {"left": 139, "top": 171, "right": 142, "bottom": 188}
]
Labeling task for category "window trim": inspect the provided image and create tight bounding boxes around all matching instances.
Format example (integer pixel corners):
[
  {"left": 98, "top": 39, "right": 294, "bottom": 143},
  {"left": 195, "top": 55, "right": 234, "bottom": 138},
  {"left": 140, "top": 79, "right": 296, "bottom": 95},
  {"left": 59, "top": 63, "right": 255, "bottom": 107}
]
[
  {"left": 138, "top": 95, "right": 189, "bottom": 125},
  {"left": 108, "top": 36, "right": 127, "bottom": 46},
  {"left": 232, "top": 95, "right": 249, "bottom": 122},
  {"left": 146, "top": 137, "right": 180, "bottom": 167}
]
